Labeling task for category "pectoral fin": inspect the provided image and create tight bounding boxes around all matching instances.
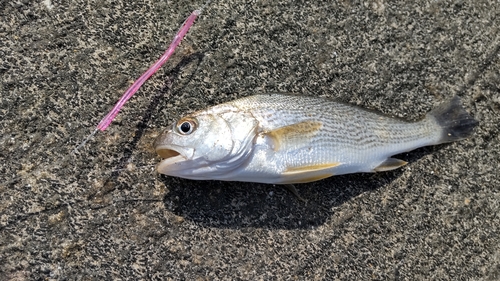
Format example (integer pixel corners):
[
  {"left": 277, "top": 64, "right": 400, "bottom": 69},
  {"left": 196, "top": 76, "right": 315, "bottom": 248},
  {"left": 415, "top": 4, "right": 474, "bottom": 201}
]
[
  {"left": 374, "top": 158, "right": 408, "bottom": 172},
  {"left": 264, "top": 121, "right": 323, "bottom": 151}
]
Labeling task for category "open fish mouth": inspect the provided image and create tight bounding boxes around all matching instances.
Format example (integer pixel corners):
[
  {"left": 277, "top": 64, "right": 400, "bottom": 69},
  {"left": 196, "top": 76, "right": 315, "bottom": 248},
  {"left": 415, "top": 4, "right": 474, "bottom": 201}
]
[
  {"left": 157, "top": 148, "right": 181, "bottom": 159},
  {"left": 155, "top": 145, "right": 195, "bottom": 167}
]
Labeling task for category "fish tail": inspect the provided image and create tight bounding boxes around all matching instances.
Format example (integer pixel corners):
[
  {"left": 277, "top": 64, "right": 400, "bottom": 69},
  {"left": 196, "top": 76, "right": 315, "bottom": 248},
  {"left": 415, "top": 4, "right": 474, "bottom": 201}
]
[{"left": 427, "top": 96, "right": 479, "bottom": 143}]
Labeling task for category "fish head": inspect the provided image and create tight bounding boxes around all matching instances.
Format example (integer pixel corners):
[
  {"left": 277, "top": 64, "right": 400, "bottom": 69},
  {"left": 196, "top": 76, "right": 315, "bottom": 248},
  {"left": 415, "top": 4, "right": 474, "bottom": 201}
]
[{"left": 154, "top": 109, "right": 258, "bottom": 179}]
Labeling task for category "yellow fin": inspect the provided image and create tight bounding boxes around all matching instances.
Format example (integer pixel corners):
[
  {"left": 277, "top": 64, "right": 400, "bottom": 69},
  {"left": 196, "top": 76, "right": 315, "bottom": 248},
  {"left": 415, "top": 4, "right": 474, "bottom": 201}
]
[
  {"left": 374, "top": 158, "right": 408, "bottom": 172},
  {"left": 281, "top": 173, "right": 333, "bottom": 184},
  {"left": 283, "top": 162, "right": 341, "bottom": 175},
  {"left": 279, "top": 162, "right": 341, "bottom": 184},
  {"left": 265, "top": 121, "right": 322, "bottom": 151}
]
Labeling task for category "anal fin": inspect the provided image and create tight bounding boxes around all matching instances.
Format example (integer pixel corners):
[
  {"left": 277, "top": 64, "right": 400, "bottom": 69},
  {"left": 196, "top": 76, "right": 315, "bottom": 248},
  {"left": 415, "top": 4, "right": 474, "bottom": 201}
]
[{"left": 374, "top": 158, "right": 408, "bottom": 172}]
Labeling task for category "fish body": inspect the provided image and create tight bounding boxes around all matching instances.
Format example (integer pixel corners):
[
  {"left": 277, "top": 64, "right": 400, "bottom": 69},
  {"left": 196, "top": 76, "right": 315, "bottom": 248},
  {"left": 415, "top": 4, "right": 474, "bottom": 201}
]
[{"left": 154, "top": 94, "right": 478, "bottom": 184}]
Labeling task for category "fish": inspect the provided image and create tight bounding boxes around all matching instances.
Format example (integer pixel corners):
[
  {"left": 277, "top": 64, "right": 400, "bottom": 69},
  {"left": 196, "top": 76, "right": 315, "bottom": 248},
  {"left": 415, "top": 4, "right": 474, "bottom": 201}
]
[{"left": 154, "top": 94, "right": 478, "bottom": 184}]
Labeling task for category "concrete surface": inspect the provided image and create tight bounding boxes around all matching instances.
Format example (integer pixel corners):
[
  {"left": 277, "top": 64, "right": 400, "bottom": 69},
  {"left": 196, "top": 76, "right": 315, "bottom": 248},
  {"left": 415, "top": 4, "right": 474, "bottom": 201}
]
[{"left": 1, "top": 0, "right": 499, "bottom": 279}]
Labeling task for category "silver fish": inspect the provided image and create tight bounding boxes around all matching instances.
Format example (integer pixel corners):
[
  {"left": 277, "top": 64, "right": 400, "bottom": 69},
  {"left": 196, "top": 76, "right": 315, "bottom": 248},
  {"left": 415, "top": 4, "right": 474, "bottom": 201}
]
[{"left": 154, "top": 94, "right": 478, "bottom": 184}]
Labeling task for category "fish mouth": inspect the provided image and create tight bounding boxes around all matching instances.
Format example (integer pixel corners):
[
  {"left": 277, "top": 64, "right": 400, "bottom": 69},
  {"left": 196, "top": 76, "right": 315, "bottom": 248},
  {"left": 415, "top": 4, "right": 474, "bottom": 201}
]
[
  {"left": 155, "top": 145, "right": 195, "bottom": 169},
  {"left": 157, "top": 148, "right": 181, "bottom": 159}
]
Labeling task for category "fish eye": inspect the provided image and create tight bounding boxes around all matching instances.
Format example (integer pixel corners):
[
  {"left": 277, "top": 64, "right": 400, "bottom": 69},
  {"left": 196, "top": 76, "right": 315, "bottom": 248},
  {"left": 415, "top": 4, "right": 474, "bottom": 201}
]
[{"left": 176, "top": 119, "right": 196, "bottom": 135}]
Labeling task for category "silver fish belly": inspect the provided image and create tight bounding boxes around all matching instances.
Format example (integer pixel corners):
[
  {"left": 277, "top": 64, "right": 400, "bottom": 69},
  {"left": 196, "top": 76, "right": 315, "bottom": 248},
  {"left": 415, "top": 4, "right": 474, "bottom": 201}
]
[{"left": 154, "top": 94, "right": 478, "bottom": 184}]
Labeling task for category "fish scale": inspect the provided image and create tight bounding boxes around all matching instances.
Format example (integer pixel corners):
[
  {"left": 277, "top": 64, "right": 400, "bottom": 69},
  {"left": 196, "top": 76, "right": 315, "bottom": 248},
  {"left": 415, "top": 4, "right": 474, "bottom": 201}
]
[
  {"left": 154, "top": 94, "right": 478, "bottom": 184},
  {"left": 230, "top": 95, "right": 435, "bottom": 153}
]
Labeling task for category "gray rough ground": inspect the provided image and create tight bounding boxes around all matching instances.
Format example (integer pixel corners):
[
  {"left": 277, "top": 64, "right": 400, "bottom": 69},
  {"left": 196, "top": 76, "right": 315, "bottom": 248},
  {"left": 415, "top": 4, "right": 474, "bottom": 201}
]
[{"left": 1, "top": 0, "right": 499, "bottom": 279}]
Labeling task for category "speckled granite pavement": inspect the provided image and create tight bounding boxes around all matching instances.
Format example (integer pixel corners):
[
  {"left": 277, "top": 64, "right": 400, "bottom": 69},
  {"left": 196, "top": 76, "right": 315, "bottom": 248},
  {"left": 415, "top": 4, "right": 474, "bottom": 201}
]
[{"left": 1, "top": 0, "right": 499, "bottom": 279}]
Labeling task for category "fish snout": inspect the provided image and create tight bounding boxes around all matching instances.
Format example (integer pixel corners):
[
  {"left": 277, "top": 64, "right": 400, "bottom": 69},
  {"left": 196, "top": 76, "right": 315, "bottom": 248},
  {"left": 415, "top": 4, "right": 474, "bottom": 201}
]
[
  {"left": 154, "top": 130, "right": 175, "bottom": 158},
  {"left": 154, "top": 129, "right": 193, "bottom": 163}
]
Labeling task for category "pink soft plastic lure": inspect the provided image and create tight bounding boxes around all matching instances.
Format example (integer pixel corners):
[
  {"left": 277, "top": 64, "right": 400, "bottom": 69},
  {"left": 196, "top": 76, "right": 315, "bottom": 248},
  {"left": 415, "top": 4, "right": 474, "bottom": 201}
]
[
  {"left": 97, "top": 9, "right": 201, "bottom": 131},
  {"left": 73, "top": 2, "right": 210, "bottom": 153}
]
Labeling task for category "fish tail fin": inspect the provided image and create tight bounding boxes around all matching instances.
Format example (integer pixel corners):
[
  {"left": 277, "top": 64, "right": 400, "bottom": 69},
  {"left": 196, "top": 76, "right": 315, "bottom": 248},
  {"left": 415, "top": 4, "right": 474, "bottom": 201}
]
[{"left": 427, "top": 95, "right": 479, "bottom": 143}]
